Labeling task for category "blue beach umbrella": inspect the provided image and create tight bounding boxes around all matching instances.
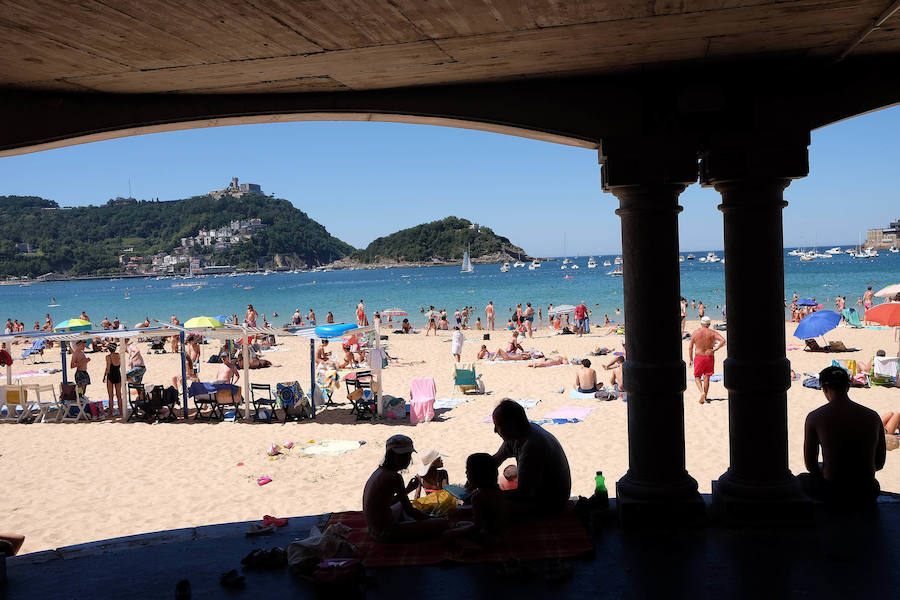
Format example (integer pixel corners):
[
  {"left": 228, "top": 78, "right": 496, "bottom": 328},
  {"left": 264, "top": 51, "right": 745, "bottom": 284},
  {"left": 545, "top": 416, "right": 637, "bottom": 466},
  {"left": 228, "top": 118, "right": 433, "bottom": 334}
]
[
  {"left": 53, "top": 318, "right": 92, "bottom": 332},
  {"left": 795, "top": 298, "right": 817, "bottom": 307},
  {"left": 793, "top": 310, "right": 842, "bottom": 340}
]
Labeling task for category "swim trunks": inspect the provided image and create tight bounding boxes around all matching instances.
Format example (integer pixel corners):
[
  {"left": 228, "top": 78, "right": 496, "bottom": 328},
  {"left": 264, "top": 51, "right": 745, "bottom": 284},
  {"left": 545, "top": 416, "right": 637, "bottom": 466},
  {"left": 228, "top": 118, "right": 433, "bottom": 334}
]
[
  {"left": 75, "top": 370, "right": 91, "bottom": 387},
  {"left": 693, "top": 354, "right": 714, "bottom": 378},
  {"left": 126, "top": 365, "right": 146, "bottom": 383},
  {"left": 577, "top": 385, "right": 598, "bottom": 393}
]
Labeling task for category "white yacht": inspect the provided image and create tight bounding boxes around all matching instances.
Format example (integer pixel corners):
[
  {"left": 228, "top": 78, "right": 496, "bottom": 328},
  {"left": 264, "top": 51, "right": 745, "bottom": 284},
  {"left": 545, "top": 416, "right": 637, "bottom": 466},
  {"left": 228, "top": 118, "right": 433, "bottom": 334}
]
[
  {"left": 788, "top": 248, "right": 805, "bottom": 256},
  {"left": 825, "top": 247, "right": 842, "bottom": 254},
  {"left": 603, "top": 259, "right": 611, "bottom": 267},
  {"left": 608, "top": 266, "right": 624, "bottom": 277},
  {"left": 560, "top": 264, "right": 567, "bottom": 270},
  {"left": 500, "top": 262, "right": 510, "bottom": 272},
  {"left": 587, "top": 257, "right": 598, "bottom": 269},
  {"left": 705, "top": 252, "right": 720, "bottom": 263},
  {"left": 679, "top": 255, "right": 685, "bottom": 262},
  {"left": 890, "top": 246, "right": 898, "bottom": 253},
  {"left": 686, "top": 254, "right": 695, "bottom": 260},
  {"left": 570, "top": 264, "right": 579, "bottom": 270},
  {"left": 530, "top": 259, "right": 541, "bottom": 269},
  {"left": 562, "top": 258, "right": 572, "bottom": 265},
  {"left": 513, "top": 260, "right": 525, "bottom": 268},
  {"left": 614, "top": 256, "right": 623, "bottom": 265},
  {"left": 528, "top": 262, "right": 536, "bottom": 270}
]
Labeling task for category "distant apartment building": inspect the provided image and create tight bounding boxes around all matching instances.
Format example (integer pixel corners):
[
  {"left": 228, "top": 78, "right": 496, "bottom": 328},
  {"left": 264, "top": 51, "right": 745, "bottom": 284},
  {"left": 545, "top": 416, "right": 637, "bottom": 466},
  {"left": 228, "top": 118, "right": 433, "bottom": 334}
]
[
  {"left": 209, "top": 177, "right": 263, "bottom": 199},
  {"left": 866, "top": 218, "right": 899, "bottom": 250},
  {"left": 181, "top": 218, "right": 265, "bottom": 249}
]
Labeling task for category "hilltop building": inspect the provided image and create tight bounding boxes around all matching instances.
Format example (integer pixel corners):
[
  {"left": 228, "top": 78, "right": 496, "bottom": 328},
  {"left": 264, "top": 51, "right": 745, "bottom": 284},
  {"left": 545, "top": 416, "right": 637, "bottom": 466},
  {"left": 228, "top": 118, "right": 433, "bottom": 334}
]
[
  {"left": 209, "top": 177, "right": 262, "bottom": 199},
  {"left": 866, "top": 218, "right": 899, "bottom": 250}
]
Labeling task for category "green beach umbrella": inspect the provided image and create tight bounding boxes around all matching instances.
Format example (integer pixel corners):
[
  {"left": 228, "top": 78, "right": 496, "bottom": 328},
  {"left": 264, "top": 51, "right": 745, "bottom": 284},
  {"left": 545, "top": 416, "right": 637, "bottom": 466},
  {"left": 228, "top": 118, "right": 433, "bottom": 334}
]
[
  {"left": 184, "top": 316, "right": 224, "bottom": 328},
  {"left": 53, "top": 318, "right": 92, "bottom": 332}
]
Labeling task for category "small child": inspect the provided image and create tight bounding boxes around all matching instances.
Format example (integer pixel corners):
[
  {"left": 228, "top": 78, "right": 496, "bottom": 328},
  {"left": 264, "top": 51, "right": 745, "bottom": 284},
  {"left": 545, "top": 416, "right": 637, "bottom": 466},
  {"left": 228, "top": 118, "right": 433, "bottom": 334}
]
[
  {"left": 445, "top": 453, "right": 510, "bottom": 545},
  {"left": 499, "top": 464, "right": 518, "bottom": 490},
  {"left": 409, "top": 449, "right": 450, "bottom": 499},
  {"left": 362, "top": 435, "right": 449, "bottom": 543}
]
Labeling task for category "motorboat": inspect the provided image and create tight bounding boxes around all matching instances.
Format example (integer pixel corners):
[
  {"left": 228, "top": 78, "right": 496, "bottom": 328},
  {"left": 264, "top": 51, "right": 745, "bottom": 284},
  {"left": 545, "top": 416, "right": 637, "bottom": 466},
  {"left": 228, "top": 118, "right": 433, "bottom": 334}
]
[
  {"left": 560, "top": 264, "right": 567, "bottom": 270},
  {"left": 679, "top": 255, "right": 685, "bottom": 262},
  {"left": 614, "top": 256, "right": 623, "bottom": 265},
  {"left": 570, "top": 264, "right": 579, "bottom": 270},
  {"left": 890, "top": 246, "right": 899, "bottom": 253},
  {"left": 500, "top": 262, "right": 510, "bottom": 272},
  {"left": 686, "top": 254, "right": 695, "bottom": 260},
  {"left": 608, "top": 266, "right": 624, "bottom": 276},
  {"left": 825, "top": 247, "right": 842, "bottom": 254},
  {"left": 562, "top": 258, "right": 572, "bottom": 265},
  {"left": 587, "top": 257, "right": 597, "bottom": 269},
  {"left": 603, "top": 260, "right": 611, "bottom": 267},
  {"left": 788, "top": 248, "right": 805, "bottom": 256},
  {"left": 513, "top": 261, "right": 526, "bottom": 268},
  {"left": 705, "top": 252, "right": 721, "bottom": 263},
  {"left": 530, "top": 259, "right": 541, "bottom": 268},
  {"left": 528, "top": 263, "right": 536, "bottom": 270}
]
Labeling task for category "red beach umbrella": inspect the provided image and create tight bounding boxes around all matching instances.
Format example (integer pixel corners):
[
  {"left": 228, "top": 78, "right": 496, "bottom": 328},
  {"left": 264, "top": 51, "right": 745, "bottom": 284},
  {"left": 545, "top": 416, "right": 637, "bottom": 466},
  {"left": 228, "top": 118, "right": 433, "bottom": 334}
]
[{"left": 865, "top": 302, "right": 900, "bottom": 358}]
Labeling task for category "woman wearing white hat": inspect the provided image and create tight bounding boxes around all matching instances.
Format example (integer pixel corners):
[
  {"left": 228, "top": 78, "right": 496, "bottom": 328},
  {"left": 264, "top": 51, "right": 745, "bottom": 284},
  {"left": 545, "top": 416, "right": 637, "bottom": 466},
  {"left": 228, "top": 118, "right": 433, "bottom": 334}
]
[{"left": 410, "top": 449, "right": 449, "bottom": 499}]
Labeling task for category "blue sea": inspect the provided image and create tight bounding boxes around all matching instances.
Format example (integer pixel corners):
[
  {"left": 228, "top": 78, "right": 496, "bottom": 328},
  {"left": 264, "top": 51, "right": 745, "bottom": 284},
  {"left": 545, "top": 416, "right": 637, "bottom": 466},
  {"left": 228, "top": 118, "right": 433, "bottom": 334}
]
[{"left": 2, "top": 249, "right": 898, "bottom": 329}]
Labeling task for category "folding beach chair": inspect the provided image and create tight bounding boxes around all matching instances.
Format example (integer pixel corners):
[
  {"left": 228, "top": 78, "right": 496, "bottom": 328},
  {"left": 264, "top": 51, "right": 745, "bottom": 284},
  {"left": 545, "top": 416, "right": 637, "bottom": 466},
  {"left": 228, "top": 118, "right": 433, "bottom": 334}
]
[
  {"left": 453, "top": 363, "right": 481, "bottom": 395},
  {"left": 19, "top": 339, "right": 46, "bottom": 364},
  {"left": 60, "top": 382, "right": 89, "bottom": 423},
  {"left": 26, "top": 383, "right": 62, "bottom": 423},
  {"left": 251, "top": 383, "right": 281, "bottom": 423},
  {"left": 126, "top": 383, "right": 153, "bottom": 423},
  {"left": 1, "top": 385, "right": 38, "bottom": 423},
  {"left": 275, "top": 381, "right": 313, "bottom": 421},
  {"left": 410, "top": 377, "right": 436, "bottom": 425},
  {"left": 345, "top": 370, "right": 377, "bottom": 421}
]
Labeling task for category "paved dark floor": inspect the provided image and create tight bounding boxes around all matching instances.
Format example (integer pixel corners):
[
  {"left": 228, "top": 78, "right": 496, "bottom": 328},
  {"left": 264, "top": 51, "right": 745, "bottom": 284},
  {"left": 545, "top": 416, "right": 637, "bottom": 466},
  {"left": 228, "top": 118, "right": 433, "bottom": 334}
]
[{"left": 5, "top": 497, "right": 900, "bottom": 599}]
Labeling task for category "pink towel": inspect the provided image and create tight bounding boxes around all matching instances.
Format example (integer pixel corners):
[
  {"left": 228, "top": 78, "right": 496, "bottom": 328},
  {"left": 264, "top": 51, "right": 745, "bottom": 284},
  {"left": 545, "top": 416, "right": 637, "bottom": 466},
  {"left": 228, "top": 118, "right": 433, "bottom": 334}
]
[
  {"left": 410, "top": 378, "right": 436, "bottom": 424},
  {"left": 543, "top": 406, "right": 596, "bottom": 421}
]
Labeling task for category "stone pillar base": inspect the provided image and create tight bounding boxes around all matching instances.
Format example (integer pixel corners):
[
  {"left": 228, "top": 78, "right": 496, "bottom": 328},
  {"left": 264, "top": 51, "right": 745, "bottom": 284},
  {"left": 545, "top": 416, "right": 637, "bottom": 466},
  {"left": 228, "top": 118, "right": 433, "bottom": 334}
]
[
  {"left": 615, "top": 482, "right": 706, "bottom": 526},
  {"left": 711, "top": 480, "right": 814, "bottom": 523}
]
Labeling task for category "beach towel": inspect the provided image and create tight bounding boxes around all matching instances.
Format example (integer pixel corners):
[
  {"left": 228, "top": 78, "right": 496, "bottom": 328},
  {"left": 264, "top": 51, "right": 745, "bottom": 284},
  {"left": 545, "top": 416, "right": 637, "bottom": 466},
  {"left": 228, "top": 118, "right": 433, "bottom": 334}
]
[
  {"left": 301, "top": 440, "right": 361, "bottom": 456},
  {"left": 689, "top": 374, "right": 723, "bottom": 382},
  {"left": 569, "top": 389, "right": 597, "bottom": 399},
  {"left": 543, "top": 406, "right": 597, "bottom": 421},
  {"left": 325, "top": 503, "right": 592, "bottom": 567},
  {"left": 479, "top": 398, "right": 541, "bottom": 422},
  {"left": 434, "top": 397, "right": 471, "bottom": 410}
]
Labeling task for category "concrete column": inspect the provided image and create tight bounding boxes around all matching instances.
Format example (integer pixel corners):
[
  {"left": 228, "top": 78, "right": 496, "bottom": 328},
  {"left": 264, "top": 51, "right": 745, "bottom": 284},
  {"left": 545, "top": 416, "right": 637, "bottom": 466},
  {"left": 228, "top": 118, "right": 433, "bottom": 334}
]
[
  {"left": 701, "top": 132, "right": 810, "bottom": 518},
  {"left": 600, "top": 138, "right": 704, "bottom": 522}
]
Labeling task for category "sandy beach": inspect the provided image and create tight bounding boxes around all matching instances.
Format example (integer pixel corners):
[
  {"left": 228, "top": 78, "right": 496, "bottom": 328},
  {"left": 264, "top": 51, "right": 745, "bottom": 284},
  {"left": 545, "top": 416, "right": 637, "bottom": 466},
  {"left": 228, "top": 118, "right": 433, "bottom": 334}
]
[{"left": 2, "top": 319, "right": 899, "bottom": 554}]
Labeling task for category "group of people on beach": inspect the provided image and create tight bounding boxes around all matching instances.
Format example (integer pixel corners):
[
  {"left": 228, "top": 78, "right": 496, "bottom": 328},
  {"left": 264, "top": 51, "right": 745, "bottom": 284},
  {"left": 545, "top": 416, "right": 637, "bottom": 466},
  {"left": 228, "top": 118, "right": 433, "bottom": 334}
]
[{"left": 363, "top": 399, "right": 571, "bottom": 545}]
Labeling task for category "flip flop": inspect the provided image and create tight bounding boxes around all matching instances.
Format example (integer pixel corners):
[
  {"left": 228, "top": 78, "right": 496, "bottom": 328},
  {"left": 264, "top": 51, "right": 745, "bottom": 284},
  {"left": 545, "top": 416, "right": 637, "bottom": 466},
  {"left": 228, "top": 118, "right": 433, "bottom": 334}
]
[
  {"left": 262, "top": 515, "right": 288, "bottom": 527},
  {"left": 246, "top": 523, "right": 276, "bottom": 536},
  {"left": 257, "top": 476, "right": 272, "bottom": 486}
]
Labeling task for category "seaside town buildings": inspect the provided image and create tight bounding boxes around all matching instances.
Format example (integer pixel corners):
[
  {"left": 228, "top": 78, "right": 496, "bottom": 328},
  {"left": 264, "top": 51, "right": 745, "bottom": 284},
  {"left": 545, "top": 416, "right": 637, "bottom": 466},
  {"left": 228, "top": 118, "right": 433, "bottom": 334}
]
[
  {"left": 209, "top": 177, "right": 262, "bottom": 199},
  {"left": 867, "top": 218, "right": 900, "bottom": 250}
]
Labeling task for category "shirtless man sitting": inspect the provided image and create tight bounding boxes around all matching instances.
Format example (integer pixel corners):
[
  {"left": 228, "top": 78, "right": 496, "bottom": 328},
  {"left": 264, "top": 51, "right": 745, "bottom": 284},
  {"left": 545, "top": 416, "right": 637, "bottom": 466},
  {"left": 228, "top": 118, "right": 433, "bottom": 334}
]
[
  {"left": 688, "top": 316, "right": 726, "bottom": 404},
  {"left": 574, "top": 358, "right": 599, "bottom": 393},
  {"left": 363, "top": 435, "right": 449, "bottom": 542},
  {"left": 799, "top": 366, "right": 885, "bottom": 505},
  {"left": 603, "top": 355, "right": 625, "bottom": 391}
]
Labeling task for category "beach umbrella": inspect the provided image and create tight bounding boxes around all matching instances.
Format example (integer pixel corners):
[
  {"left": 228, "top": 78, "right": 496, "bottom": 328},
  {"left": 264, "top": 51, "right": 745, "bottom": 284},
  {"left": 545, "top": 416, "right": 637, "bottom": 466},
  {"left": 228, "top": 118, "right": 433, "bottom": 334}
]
[
  {"left": 53, "top": 318, "right": 92, "bottom": 332},
  {"left": 382, "top": 308, "right": 408, "bottom": 317},
  {"left": 549, "top": 305, "right": 576, "bottom": 316},
  {"left": 874, "top": 284, "right": 900, "bottom": 298},
  {"left": 184, "top": 316, "right": 224, "bottom": 328},
  {"left": 214, "top": 315, "right": 229, "bottom": 324},
  {"left": 864, "top": 302, "right": 900, "bottom": 358},
  {"left": 795, "top": 298, "right": 817, "bottom": 307},
  {"left": 793, "top": 310, "right": 842, "bottom": 340}
]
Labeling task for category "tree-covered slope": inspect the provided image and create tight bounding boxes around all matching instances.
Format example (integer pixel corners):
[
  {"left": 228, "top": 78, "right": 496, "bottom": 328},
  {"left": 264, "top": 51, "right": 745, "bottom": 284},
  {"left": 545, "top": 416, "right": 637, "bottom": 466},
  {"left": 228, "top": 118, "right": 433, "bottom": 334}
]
[
  {"left": 0, "top": 194, "right": 354, "bottom": 276},
  {"left": 352, "top": 216, "right": 528, "bottom": 263}
]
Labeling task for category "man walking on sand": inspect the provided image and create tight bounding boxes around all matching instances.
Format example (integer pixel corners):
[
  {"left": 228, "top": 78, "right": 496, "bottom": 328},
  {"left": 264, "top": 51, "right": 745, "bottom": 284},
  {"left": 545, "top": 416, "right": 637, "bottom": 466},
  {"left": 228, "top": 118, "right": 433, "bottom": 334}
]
[
  {"left": 485, "top": 301, "right": 495, "bottom": 331},
  {"left": 574, "top": 301, "right": 588, "bottom": 337},
  {"left": 689, "top": 315, "right": 726, "bottom": 404}
]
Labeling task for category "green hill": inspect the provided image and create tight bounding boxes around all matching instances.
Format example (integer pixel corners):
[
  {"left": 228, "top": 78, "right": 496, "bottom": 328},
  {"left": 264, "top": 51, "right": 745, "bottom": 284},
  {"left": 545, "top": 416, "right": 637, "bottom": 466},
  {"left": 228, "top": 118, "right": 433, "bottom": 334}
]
[
  {"left": 0, "top": 194, "right": 354, "bottom": 277},
  {"left": 352, "top": 217, "right": 528, "bottom": 263}
]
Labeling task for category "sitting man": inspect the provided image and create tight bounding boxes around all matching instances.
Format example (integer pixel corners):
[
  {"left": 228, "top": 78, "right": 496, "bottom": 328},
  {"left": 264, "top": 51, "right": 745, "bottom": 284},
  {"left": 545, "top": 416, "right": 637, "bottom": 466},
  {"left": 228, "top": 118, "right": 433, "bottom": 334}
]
[
  {"left": 363, "top": 435, "right": 449, "bottom": 542},
  {"left": 574, "top": 358, "right": 599, "bottom": 393},
  {"left": 799, "top": 366, "right": 885, "bottom": 506},
  {"left": 490, "top": 399, "right": 572, "bottom": 516},
  {"left": 604, "top": 355, "right": 625, "bottom": 391}
]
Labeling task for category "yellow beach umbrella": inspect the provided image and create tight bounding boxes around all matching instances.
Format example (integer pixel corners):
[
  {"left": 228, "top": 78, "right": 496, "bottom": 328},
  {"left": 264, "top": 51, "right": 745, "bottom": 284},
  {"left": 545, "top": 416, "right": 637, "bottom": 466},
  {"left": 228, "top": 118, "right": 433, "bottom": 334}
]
[{"left": 183, "top": 316, "right": 224, "bottom": 328}]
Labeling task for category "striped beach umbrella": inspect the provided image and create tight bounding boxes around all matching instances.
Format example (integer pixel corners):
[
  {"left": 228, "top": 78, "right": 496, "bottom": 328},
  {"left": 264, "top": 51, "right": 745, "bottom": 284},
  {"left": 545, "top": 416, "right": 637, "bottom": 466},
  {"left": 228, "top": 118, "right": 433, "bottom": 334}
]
[
  {"left": 53, "top": 318, "right": 92, "bottom": 332},
  {"left": 382, "top": 308, "right": 408, "bottom": 317}
]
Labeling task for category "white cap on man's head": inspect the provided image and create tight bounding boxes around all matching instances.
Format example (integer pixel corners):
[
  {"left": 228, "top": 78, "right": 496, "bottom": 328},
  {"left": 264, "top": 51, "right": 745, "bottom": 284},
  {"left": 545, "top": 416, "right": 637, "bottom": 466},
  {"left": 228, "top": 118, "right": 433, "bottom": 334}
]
[
  {"left": 701, "top": 316, "right": 712, "bottom": 325},
  {"left": 386, "top": 434, "right": 416, "bottom": 454}
]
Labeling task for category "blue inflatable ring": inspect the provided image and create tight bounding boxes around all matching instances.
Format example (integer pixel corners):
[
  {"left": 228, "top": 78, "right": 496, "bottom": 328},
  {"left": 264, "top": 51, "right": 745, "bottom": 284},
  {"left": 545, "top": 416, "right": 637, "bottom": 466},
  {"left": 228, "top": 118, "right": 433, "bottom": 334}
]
[{"left": 314, "top": 323, "right": 357, "bottom": 338}]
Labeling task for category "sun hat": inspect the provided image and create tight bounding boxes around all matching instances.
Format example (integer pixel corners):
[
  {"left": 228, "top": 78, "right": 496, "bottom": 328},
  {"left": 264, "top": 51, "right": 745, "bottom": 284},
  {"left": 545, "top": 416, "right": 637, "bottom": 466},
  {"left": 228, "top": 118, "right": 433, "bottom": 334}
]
[
  {"left": 417, "top": 449, "right": 446, "bottom": 476},
  {"left": 385, "top": 434, "right": 415, "bottom": 454}
]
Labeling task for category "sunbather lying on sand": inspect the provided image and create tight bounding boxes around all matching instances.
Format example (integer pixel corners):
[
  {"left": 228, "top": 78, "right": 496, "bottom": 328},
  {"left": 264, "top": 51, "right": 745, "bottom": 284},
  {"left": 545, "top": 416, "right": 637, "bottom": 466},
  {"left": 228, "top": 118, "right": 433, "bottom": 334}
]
[{"left": 528, "top": 355, "right": 567, "bottom": 368}]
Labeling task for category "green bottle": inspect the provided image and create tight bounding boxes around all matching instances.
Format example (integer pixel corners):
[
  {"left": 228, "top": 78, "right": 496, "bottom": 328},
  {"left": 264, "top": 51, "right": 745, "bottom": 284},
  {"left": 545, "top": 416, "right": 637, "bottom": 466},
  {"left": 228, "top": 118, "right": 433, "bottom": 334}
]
[{"left": 593, "top": 471, "right": 609, "bottom": 508}]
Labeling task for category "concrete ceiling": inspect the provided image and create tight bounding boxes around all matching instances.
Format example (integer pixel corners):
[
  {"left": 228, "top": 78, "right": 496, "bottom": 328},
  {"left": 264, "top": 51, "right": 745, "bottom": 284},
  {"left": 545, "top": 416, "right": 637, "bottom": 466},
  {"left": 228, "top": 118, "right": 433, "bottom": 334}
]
[{"left": 2, "top": 0, "right": 899, "bottom": 95}]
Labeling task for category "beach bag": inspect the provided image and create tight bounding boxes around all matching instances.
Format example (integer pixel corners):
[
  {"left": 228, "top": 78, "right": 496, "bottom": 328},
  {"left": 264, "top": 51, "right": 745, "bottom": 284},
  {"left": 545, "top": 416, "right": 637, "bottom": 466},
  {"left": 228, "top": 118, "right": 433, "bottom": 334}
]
[
  {"left": 594, "top": 390, "right": 618, "bottom": 401},
  {"left": 163, "top": 386, "right": 179, "bottom": 406},
  {"left": 208, "top": 354, "right": 222, "bottom": 363},
  {"left": 483, "top": 334, "right": 490, "bottom": 340},
  {"left": 411, "top": 490, "right": 457, "bottom": 517}
]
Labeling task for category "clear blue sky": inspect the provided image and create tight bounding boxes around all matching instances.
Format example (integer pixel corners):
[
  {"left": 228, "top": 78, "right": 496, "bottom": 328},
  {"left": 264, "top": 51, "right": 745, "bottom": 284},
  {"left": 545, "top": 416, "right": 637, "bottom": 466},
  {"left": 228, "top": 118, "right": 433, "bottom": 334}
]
[{"left": 1, "top": 105, "right": 897, "bottom": 256}]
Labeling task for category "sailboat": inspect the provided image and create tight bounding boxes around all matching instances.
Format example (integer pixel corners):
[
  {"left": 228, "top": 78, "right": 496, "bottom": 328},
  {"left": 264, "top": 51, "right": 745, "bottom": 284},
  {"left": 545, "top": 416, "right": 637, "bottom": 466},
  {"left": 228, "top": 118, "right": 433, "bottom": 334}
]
[
  {"left": 461, "top": 245, "right": 474, "bottom": 273},
  {"left": 561, "top": 234, "right": 571, "bottom": 266},
  {"left": 500, "top": 262, "right": 510, "bottom": 272}
]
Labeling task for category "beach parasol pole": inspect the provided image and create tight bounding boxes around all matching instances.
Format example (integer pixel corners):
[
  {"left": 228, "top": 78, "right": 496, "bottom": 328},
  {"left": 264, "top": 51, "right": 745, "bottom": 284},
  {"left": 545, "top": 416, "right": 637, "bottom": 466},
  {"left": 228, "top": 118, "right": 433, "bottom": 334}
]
[
  {"left": 179, "top": 331, "right": 188, "bottom": 419},
  {"left": 309, "top": 338, "right": 316, "bottom": 418},
  {"left": 374, "top": 323, "right": 383, "bottom": 417},
  {"left": 241, "top": 326, "right": 251, "bottom": 420},
  {"left": 119, "top": 335, "right": 128, "bottom": 419},
  {"left": 61, "top": 340, "right": 68, "bottom": 383}
]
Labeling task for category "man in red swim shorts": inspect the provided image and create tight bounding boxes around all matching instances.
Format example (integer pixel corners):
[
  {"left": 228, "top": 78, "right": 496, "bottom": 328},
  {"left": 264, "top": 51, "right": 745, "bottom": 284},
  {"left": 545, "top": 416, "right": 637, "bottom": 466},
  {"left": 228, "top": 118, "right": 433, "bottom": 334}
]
[{"left": 689, "top": 316, "right": 726, "bottom": 405}]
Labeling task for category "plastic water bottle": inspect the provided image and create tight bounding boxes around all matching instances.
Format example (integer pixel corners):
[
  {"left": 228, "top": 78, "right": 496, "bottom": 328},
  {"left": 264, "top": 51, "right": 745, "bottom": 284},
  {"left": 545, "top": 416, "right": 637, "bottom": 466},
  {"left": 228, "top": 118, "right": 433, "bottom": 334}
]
[{"left": 593, "top": 471, "right": 609, "bottom": 508}]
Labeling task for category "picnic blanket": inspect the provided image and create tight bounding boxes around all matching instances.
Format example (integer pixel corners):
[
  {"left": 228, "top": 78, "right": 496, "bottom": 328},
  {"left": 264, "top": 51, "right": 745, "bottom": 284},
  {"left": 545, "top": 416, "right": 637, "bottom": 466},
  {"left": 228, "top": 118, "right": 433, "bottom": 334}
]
[{"left": 325, "top": 503, "right": 593, "bottom": 567}]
